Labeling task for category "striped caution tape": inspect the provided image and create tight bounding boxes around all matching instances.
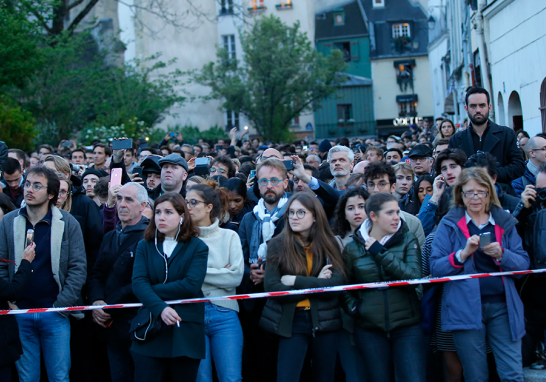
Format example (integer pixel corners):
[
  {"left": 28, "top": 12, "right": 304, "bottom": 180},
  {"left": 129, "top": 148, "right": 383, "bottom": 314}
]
[{"left": 2, "top": 268, "right": 546, "bottom": 315}]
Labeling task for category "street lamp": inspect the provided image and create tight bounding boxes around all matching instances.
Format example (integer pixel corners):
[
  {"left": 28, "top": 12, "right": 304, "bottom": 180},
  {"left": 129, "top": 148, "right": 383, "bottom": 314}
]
[{"left": 428, "top": 15, "right": 436, "bottom": 30}]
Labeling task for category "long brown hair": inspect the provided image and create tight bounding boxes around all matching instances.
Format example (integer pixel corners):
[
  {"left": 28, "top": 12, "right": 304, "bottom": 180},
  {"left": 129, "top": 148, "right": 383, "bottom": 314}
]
[
  {"left": 143, "top": 192, "right": 199, "bottom": 242},
  {"left": 268, "top": 192, "right": 346, "bottom": 279}
]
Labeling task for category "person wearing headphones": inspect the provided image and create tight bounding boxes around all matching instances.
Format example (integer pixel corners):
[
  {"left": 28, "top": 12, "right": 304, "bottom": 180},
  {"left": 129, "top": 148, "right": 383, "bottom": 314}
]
[{"left": 131, "top": 192, "right": 209, "bottom": 382}]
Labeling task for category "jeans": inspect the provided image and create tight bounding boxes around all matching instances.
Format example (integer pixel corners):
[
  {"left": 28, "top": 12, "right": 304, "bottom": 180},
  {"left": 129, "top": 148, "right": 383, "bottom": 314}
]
[
  {"left": 277, "top": 310, "right": 339, "bottom": 382},
  {"left": 338, "top": 329, "right": 367, "bottom": 382},
  {"left": 108, "top": 336, "right": 134, "bottom": 382},
  {"left": 354, "top": 323, "right": 427, "bottom": 382},
  {"left": 197, "top": 302, "right": 243, "bottom": 382},
  {"left": 452, "top": 302, "right": 524, "bottom": 382},
  {"left": 15, "top": 312, "right": 71, "bottom": 382},
  {"left": 133, "top": 352, "right": 200, "bottom": 382}
]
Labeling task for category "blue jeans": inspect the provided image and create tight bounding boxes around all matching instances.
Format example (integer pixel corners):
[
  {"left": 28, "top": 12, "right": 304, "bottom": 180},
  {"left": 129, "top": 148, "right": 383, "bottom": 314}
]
[
  {"left": 354, "top": 323, "right": 427, "bottom": 382},
  {"left": 197, "top": 302, "right": 243, "bottom": 382},
  {"left": 338, "top": 329, "right": 367, "bottom": 382},
  {"left": 15, "top": 312, "right": 71, "bottom": 382},
  {"left": 452, "top": 302, "right": 524, "bottom": 382}
]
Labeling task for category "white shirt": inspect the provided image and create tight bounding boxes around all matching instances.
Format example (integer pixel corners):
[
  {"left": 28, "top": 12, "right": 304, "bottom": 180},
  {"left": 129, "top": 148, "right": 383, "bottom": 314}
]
[{"left": 163, "top": 237, "right": 177, "bottom": 258}]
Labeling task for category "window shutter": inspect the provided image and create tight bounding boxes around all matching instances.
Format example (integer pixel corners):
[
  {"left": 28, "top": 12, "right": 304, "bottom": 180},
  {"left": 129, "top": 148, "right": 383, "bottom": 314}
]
[{"left": 351, "top": 41, "right": 360, "bottom": 62}]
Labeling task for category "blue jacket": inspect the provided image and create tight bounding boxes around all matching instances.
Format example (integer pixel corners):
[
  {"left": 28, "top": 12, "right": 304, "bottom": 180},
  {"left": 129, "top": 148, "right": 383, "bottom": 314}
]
[
  {"left": 511, "top": 168, "right": 535, "bottom": 198},
  {"left": 430, "top": 205, "right": 529, "bottom": 341}
]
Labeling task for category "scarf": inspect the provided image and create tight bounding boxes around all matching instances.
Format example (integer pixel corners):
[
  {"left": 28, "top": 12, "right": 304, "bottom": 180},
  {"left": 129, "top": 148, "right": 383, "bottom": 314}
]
[
  {"left": 249, "top": 194, "right": 289, "bottom": 264},
  {"left": 359, "top": 218, "right": 401, "bottom": 246}
]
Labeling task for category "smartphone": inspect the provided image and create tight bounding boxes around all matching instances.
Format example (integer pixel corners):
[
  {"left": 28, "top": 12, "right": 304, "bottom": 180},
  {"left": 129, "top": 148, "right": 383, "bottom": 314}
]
[
  {"left": 26, "top": 229, "right": 34, "bottom": 247},
  {"left": 170, "top": 132, "right": 177, "bottom": 137},
  {"left": 195, "top": 157, "right": 211, "bottom": 166},
  {"left": 133, "top": 166, "right": 143, "bottom": 180},
  {"left": 303, "top": 145, "right": 308, "bottom": 150},
  {"left": 110, "top": 168, "right": 123, "bottom": 187},
  {"left": 479, "top": 232, "right": 492, "bottom": 248},
  {"left": 194, "top": 157, "right": 211, "bottom": 176},
  {"left": 283, "top": 160, "right": 294, "bottom": 171},
  {"left": 61, "top": 141, "right": 72, "bottom": 147},
  {"left": 249, "top": 169, "right": 256, "bottom": 179},
  {"left": 215, "top": 145, "right": 223, "bottom": 152},
  {"left": 112, "top": 139, "right": 133, "bottom": 150}
]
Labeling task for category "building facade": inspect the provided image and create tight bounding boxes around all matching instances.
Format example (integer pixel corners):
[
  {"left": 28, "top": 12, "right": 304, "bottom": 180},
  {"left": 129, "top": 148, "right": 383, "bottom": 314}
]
[{"left": 314, "top": 1, "right": 375, "bottom": 139}]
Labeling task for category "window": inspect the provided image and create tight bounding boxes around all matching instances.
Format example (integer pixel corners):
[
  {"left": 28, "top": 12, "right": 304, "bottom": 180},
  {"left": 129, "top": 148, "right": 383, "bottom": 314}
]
[
  {"left": 337, "top": 104, "right": 353, "bottom": 124},
  {"left": 220, "top": 0, "right": 233, "bottom": 14},
  {"left": 398, "top": 101, "right": 417, "bottom": 117},
  {"left": 334, "top": 42, "right": 352, "bottom": 62},
  {"left": 392, "top": 23, "right": 411, "bottom": 38},
  {"left": 373, "top": 0, "right": 385, "bottom": 7},
  {"left": 250, "top": 0, "right": 265, "bottom": 10},
  {"left": 226, "top": 110, "right": 239, "bottom": 130},
  {"left": 333, "top": 10, "right": 345, "bottom": 25},
  {"left": 276, "top": 1, "right": 293, "bottom": 10},
  {"left": 474, "top": 50, "right": 482, "bottom": 88},
  {"left": 223, "top": 35, "right": 236, "bottom": 60}
]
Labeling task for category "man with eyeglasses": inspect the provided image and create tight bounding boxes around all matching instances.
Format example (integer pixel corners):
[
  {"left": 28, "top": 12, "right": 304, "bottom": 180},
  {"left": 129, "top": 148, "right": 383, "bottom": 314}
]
[
  {"left": 0, "top": 166, "right": 86, "bottom": 382},
  {"left": 408, "top": 144, "right": 435, "bottom": 179},
  {"left": 238, "top": 158, "right": 291, "bottom": 381},
  {"left": 512, "top": 136, "right": 546, "bottom": 197},
  {"left": 448, "top": 87, "right": 525, "bottom": 184},
  {"left": 1, "top": 158, "right": 25, "bottom": 208},
  {"left": 363, "top": 162, "right": 425, "bottom": 247},
  {"left": 209, "top": 155, "right": 236, "bottom": 179}
]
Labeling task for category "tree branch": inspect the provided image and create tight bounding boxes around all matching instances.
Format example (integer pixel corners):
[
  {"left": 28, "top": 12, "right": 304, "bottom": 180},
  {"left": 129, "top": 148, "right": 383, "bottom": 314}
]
[
  {"left": 26, "top": 7, "right": 54, "bottom": 35},
  {"left": 67, "top": 0, "right": 87, "bottom": 11},
  {"left": 67, "top": 0, "right": 100, "bottom": 34}
]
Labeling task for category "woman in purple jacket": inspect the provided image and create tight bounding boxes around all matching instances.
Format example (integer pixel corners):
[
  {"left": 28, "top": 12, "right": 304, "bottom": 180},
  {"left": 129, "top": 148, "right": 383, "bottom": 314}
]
[{"left": 430, "top": 168, "right": 529, "bottom": 382}]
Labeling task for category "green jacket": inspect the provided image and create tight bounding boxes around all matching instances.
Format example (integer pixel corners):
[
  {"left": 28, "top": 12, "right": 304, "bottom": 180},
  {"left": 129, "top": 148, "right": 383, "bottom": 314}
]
[
  {"left": 131, "top": 238, "right": 209, "bottom": 359},
  {"left": 260, "top": 238, "right": 344, "bottom": 338},
  {"left": 341, "top": 221, "right": 422, "bottom": 332}
]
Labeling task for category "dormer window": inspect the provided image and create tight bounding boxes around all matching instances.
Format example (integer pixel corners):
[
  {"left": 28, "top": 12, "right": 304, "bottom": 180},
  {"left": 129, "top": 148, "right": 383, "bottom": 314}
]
[
  {"left": 393, "top": 23, "right": 411, "bottom": 38},
  {"left": 333, "top": 9, "right": 345, "bottom": 25},
  {"left": 373, "top": 0, "right": 385, "bottom": 7}
]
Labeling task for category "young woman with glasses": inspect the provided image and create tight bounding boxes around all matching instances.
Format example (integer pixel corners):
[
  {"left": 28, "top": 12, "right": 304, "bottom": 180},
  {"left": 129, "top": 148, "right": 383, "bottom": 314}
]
[
  {"left": 185, "top": 182, "right": 244, "bottom": 382},
  {"left": 430, "top": 168, "right": 529, "bottom": 381},
  {"left": 260, "top": 192, "right": 346, "bottom": 382}
]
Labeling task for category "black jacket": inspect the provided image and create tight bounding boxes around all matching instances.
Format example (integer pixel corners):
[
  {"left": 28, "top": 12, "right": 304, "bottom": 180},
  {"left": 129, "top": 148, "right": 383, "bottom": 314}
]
[
  {"left": 0, "top": 141, "right": 7, "bottom": 171},
  {"left": 448, "top": 120, "right": 525, "bottom": 184},
  {"left": 70, "top": 183, "right": 104, "bottom": 285},
  {"left": 88, "top": 217, "right": 148, "bottom": 340},
  {"left": 0, "top": 259, "right": 32, "bottom": 366},
  {"left": 3, "top": 185, "right": 24, "bottom": 208}
]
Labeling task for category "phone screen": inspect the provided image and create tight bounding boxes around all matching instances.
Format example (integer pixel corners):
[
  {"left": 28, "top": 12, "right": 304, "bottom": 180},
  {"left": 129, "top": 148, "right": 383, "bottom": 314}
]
[
  {"left": 249, "top": 170, "right": 256, "bottom": 179},
  {"left": 195, "top": 158, "right": 210, "bottom": 166},
  {"left": 112, "top": 139, "right": 133, "bottom": 150},
  {"left": 479, "top": 233, "right": 491, "bottom": 248},
  {"left": 110, "top": 168, "right": 123, "bottom": 187}
]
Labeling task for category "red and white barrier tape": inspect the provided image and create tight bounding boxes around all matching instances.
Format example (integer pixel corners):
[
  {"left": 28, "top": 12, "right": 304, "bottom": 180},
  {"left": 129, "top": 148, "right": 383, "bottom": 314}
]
[{"left": 2, "top": 268, "right": 546, "bottom": 315}]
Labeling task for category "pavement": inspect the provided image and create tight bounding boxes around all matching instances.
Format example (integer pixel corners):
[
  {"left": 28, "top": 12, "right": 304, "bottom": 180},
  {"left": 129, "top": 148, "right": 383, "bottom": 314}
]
[{"left": 525, "top": 367, "right": 546, "bottom": 381}]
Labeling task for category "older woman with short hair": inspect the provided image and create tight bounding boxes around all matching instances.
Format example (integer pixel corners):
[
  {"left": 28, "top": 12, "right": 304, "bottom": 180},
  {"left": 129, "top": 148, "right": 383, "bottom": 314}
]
[{"left": 430, "top": 168, "right": 529, "bottom": 382}]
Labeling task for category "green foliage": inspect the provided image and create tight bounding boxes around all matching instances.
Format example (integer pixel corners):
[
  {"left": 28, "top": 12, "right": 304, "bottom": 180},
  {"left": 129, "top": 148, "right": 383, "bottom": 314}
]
[
  {"left": 152, "top": 125, "right": 229, "bottom": 145},
  {"left": 81, "top": 118, "right": 153, "bottom": 145},
  {"left": 8, "top": 32, "right": 185, "bottom": 142},
  {"left": 0, "top": 95, "right": 37, "bottom": 151},
  {"left": 193, "top": 15, "right": 347, "bottom": 142}
]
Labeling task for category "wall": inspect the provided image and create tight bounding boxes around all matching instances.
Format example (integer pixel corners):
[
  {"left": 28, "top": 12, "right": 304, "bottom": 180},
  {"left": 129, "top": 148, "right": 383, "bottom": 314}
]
[
  {"left": 485, "top": 0, "right": 546, "bottom": 135},
  {"left": 372, "top": 55, "right": 433, "bottom": 121},
  {"left": 316, "top": 36, "right": 372, "bottom": 78}
]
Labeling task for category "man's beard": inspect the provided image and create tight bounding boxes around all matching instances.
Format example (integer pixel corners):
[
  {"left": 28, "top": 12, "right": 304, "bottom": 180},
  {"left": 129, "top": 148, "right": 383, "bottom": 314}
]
[
  {"left": 262, "top": 189, "right": 283, "bottom": 205},
  {"left": 469, "top": 110, "right": 489, "bottom": 126}
]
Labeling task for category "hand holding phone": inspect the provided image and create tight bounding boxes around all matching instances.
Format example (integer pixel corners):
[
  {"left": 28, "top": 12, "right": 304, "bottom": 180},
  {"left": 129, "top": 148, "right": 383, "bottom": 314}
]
[
  {"left": 479, "top": 232, "right": 491, "bottom": 248},
  {"left": 110, "top": 168, "right": 123, "bottom": 187}
]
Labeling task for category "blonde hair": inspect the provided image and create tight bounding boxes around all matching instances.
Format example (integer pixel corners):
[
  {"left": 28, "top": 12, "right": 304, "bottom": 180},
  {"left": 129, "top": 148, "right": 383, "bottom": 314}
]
[
  {"left": 256, "top": 158, "right": 287, "bottom": 180},
  {"left": 55, "top": 172, "right": 73, "bottom": 212},
  {"left": 393, "top": 162, "right": 414, "bottom": 177},
  {"left": 43, "top": 155, "right": 71, "bottom": 177},
  {"left": 452, "top": 167, "right": 501, "bottom": 212}
]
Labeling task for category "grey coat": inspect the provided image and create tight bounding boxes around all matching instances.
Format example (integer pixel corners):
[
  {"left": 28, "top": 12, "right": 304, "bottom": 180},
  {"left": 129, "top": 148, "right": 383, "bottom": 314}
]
[{"left": 0, "top": 206, "right": 87, "bottom": 317}]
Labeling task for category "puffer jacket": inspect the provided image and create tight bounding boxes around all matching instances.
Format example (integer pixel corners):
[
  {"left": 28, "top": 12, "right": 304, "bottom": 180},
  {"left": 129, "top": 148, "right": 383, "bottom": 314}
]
[
  {"left": 341, "top": 220, "right": 422, "bottom": 332},
  {"left": 259, "top": 237, "right": 344, "bottom": 338}
]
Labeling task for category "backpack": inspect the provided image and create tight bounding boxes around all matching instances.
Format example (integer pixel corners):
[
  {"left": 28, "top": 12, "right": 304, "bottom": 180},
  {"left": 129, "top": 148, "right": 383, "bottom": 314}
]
[{"left": 532, "top": 209, "right": 546, "bottom": 269}]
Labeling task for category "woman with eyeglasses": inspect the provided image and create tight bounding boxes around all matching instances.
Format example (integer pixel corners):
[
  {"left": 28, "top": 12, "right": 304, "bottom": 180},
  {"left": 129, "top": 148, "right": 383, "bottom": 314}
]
[
  {"left": 184, "top": 182, "right": 244, "bottom": 382},
  {"left": 341, "top": 193, "right": 425, "bottom": 382},
  {"left": 131, "top": 193, "right": 209, "bottom": 382},
  {"left": 55, "top": 173, "right": 73, "bottom": 212},
  {"left": 260, "top": 192, "right": 346, "bottom": 382},
  {"left": 430, "top": 168, "right": 529, "bottom": 382}
]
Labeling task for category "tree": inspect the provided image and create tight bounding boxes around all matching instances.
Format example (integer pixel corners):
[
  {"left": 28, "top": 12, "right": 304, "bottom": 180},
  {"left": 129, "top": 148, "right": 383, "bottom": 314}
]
[
  {"left": 0, "top": 95, "right": 37, "bottom": 151},
  {"left": 193, "top": 15, "right": 348, "bottom": 142}
]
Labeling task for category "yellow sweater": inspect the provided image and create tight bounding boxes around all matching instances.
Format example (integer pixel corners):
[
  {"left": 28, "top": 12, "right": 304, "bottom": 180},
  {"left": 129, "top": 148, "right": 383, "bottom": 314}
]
[{"left": 296, "top": 246, "right": 313, "bottom": 308}]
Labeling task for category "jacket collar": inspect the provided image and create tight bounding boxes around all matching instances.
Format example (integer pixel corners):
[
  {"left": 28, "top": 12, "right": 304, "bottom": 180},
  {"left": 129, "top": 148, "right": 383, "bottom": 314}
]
[
  {"left": 117, "top": 216, "right": 149, "bottom": 233},
  {"left": 18, "top": 205, "right": 53, "bottom": 225},
  {"left": 444, "top": 205, "right": 516, "bottom": 233},
  {"left": 354, "top": 219, "right": 407, "bottom": 249}
]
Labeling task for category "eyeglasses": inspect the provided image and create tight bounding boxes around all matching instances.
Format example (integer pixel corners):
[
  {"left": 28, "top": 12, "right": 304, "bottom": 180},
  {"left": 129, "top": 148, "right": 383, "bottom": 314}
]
[
  {"left": 462, "top": 191, "right": 489, "bottom": 199},
  {"left": 367, "top": 181, "right": 389, "bottom": 190},
  {"left": 531, "top": 147, "right": 546, "bottom": 152},
  {"left": 185, "top": 199, "right": 208, "bottom": 208},
  {"left": 23, "top": 182, "right": 45, "bottom": 192},
  {"left": 257, "top": 178, "right": 282, "bottom": 187},
  {"left": 411, "top": 157, "right": 430, "bottom": 163},
  {"left": 209, "top": 167, "right": 227, "bottom": 174},
  {"left": 289, "top": 209, "right": 307, "bottom": 219}
]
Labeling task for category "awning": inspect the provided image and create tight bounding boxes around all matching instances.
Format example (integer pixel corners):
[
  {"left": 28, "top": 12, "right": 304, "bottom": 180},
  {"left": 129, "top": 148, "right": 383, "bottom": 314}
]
[
  {"left": 393, "top": 59, "right": 416, "bottom": 68},
  {"left": 396, "top": 94, "right": 418, "bottom": 102},
  {"left": 444, "top": 92, "right": 455, "bottom": 115}
]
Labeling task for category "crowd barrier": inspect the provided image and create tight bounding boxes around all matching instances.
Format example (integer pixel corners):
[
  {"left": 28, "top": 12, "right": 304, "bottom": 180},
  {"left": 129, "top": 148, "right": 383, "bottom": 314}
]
[{"left": 2, "top": 268, "right": 546, "bottom": 315}]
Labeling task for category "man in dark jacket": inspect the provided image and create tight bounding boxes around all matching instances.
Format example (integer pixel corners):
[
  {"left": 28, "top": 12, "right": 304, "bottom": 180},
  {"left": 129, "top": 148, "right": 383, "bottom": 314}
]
[
  {"left": 512, "top": 136, "right": 546, "bottom": 197},
  {"left": 1, "top": 158, "right": 25, "bottom": 208},
  {"left": 89, "top": 182, "right": 149, "bottom": 382},
  {"left": 448, "top": 87, "right": 525, "bottom": 184}
]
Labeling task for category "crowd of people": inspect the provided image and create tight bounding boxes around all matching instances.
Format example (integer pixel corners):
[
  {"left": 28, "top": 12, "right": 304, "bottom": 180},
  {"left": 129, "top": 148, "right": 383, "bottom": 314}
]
[{"left": 0, "top": 86, "right": 546, "bottom": 382}]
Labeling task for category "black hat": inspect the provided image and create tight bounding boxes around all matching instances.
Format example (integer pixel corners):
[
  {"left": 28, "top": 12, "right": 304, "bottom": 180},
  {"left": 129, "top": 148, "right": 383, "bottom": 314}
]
[
  {"left": 82, "top": 168, "right": 108, "bottom": 180},
  {"left": 158, "top": 154, "right": 188, "bottom": 172},
  {"left": 141, "top": 156, "right": 162, "bottom": 175},
  {"left": 408, "top": 144, "right": 433, "bottom": 158},
  {"left": 318, "top": 139, "right": 332, "bottom": 153}
]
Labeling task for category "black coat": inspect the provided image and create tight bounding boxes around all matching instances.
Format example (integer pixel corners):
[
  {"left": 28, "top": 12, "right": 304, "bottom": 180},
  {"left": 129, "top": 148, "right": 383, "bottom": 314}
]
[
  {"left": 448, "top": 120, "right": 525, "bottom": 184},
  {"left": 70, "top": 184, "right": 104, "bottom": 284},
  {"left": 88, "top": 217, "right": 148, "bottom": 340},
  {"left": 0, "top": 259, "right": 32, "bottom": 366},
  {"left": 131, "top": 237, "right": 209, "bottom": 359}
]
